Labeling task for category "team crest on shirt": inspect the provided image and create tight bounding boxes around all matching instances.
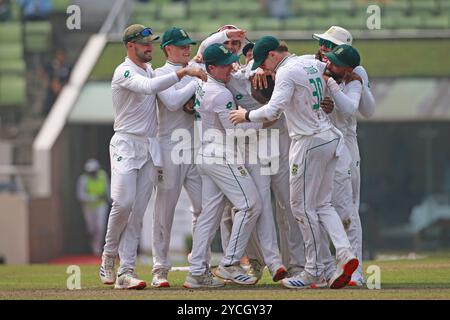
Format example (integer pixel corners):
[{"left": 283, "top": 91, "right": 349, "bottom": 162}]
[
  {"left": 291, "top": 164, "right": 299, "bottom": 175},
  {"left": 235, "top": 94, "right": 243, "bottom": 100},
  {"left": 124, "top": 70, "right": 130, "bottom": 78},
  {"left": 113, "top": 153, "right": 123, "bottom": 162},
  {"left": 237, "top": 166, "right": 247, "bottom": 177},
  {"left": 303, "top": 66, "right": 318, "bottom": 75},
  {"left": 226, "top": 101, "right": 233, "bottom": 109}
]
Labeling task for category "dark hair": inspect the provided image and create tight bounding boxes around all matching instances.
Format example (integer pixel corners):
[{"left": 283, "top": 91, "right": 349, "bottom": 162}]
[{"left": 275, "top": 41, "right": 288, "bottom": 53}]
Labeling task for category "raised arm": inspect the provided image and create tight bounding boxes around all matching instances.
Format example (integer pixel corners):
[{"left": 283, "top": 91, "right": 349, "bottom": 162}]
[{"left": 353, "top": 66, "right": 376, "bottom": 118}]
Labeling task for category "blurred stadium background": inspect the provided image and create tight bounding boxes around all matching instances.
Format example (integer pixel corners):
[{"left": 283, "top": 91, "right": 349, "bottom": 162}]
[{"left": 1, "top": 0, "right": 450, "bottom": 266}]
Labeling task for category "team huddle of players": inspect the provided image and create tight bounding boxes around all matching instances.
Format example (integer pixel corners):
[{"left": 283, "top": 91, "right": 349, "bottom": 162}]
[{"left": 98, "top": 23, "right": 376, "bottom": 290}]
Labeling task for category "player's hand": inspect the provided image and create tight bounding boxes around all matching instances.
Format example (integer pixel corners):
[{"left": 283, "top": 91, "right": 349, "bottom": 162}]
[
  {"left": 181, "top": 67, "right": 208, "bottom": 82},
  {"left": 183, "top": 96, "right": 196, "bottom": 114},
  {"left": 226, "top": 29, "right": 246, "bottom": 40},
  {"left": 229, "top": 106, "right": 248, "bottom": 125},
  {"left": 252, "top": 69, "right": 275, "bottom": 90},
  {"left": 193, "top": 53, "right": 203, "bottom": 63},
  {"left": 320, "top": 97, "right": 334, "bottom": 114},
  {"left": 323, "top": 73, "right": 330, "bottom": 82}
]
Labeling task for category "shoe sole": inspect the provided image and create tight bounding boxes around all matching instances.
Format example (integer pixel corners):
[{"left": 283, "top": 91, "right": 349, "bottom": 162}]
[
  {"left": 114, "top": 281, "right": 147, "bottom": 290},
  {"left": 329, "top": 258, "right": 359, "bottom": 289},
  {"left": 214, "top": 268, "right": 257, "bottom": 285},
  {"left": 272, "top": 267, "right": 288, "bottom": 282},
  {"left": 152, "top": 282, "right": 170, "bottom": 288},
  {"left": 281, "top": 280, "right": 328, "bottom": 290},
  {"left": 183, "top": 280, "right": 225, "bottom": 289},
  {"left": 347, "top": 280, "right": 363, "bottom": 287}
]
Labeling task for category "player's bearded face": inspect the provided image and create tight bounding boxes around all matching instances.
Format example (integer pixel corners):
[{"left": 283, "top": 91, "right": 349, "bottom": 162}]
[
  {"left": 325, "top": 61, "right": 346, "bottom": 82},
  {"left": 134, "top": 43, "right": 153, "bottom": 63}
]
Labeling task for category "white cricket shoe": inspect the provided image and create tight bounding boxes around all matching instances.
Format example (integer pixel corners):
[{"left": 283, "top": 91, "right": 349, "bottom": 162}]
[
  {"left": 99, "top": 254, "right": 116, "bottom": 285},
  {"left": 152, "top": 268, "right": 170, "bottom": 288},
  {"left": 114, "top": 270, "right": 147, "bottom": 290},
  {"left": 328, "top": 250, "right": 359, "bottom": 289},
  {"left": 282, "top": 271, "right": 328, "bottom": 289},
  {"left": 183, "top": 270, "right": 224, "bottom": 289},
  {"left": 214, "top": 265, "right": 258, "bottom": 285}
]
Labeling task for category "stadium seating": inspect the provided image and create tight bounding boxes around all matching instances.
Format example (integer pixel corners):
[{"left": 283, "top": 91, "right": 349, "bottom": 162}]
[{"left": 130, "top": 0, "right": 450, "bottom": 32}]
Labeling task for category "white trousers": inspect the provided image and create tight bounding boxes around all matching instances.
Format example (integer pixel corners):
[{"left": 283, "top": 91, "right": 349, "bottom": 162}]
[
  {"left": 103, "top": 133, "right": 158, "bottom": 275},
  {"left": 289, "top": 129, "right": 352, "bottom": 277},
  {"left": 152, "top": 147, "right": 202, "bottom": 272},
  {"left": 245, "top": 128, "right": 305, "bottom": 272},
  {"left": 82, "top": 203, "right": 108, "bottom": 255},
  {"left": 189, "top": 160, "right": 262, "bottom": 276},
  {"left": 346, "top": 134, "right": 363, "bottom": 279}
]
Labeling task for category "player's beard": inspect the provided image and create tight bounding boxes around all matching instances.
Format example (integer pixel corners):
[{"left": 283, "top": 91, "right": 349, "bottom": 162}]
[
  {"left": 324, "top": 68, "right": 344, "bottom": 83},
  {"left": 135, "top": 46, "right": 152, "bottom": 63}
]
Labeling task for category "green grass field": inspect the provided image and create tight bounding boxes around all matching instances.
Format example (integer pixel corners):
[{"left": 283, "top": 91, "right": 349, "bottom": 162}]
[
  {"left": 89, "top": 39, "right": 450, "bottom": 81},
  {"left": 1, "top": 253, "right": 450, "bottom": 300}
]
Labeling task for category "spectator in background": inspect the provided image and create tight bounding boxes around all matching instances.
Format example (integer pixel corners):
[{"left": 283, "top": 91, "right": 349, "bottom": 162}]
[
  {"left": 260, "top": 0, "right": 292, "bottom": 20},
  {"left": 43, "top": 49, "right": 72, "bottom": 115},
  {"left": 18, "top": 0, "right": 52, "bottom": 21},
  {"left": 77, "top": 159, "right": 110, "bottom": 256},
  {"left": 0, "top": 0, "right": 11, "bottom": 21}
]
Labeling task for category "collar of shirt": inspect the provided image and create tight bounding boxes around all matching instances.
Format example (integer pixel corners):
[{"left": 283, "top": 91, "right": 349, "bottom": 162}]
[
  {"left": 125, "top": 56, "right": 150, "bottom": 74},
  {"left": 166, "top": 60, "right": 187, "bottom": 70},
  {"left": 274, "top": 54, "right": 296, "bottom": 72},
  {"left": 207, "top": 74, "right": 226, "bottom": 87}
]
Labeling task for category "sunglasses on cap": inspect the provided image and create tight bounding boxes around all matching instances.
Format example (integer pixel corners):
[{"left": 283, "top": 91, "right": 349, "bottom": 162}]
[
  {"left": 319, "top": 38, "right": 337, "bottom": 50},
  {"left": 125, "top": 27, "right": 154, "bottom": 43}
]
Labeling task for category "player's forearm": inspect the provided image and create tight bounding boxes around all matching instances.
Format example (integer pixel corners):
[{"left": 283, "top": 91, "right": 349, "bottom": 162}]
[
  {"left": 327, "top": 78, "right": 361, "bottom": 118},
  {"left": 158, "top": 81, "right": 196, "bottom": 111},
  {"left": 358, "top": 86, "right": 376, "bottom": 118},
  {"left": 126, "top": 72, "right": 179, "bottom": 95},
  {"left": 197, "top": 30, "right": 228, "bottom": 56}
]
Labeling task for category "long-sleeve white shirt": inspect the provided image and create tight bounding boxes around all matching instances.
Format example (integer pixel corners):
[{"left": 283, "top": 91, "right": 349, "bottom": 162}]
[
  {"left": 353, "top": 65, "right": 376, "bottom": 119},
  {"left": 249, "top": 55, "right": 333, "bottom": 139},
  {"left": 111, "top": 57, "right": 180, "bottom": 137},
  {"left": 197, "top": 75, "right": 262, "bottom": 161},
  {"left": 326, "top": 77, "right": 362, "bottom": 137},
  {"left": 155, "top": 61, "right": 197, "bottom": 150}
]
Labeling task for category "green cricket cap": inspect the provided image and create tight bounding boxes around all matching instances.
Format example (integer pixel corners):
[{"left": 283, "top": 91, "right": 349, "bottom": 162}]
[
  {"left": 325, "top": 44, "right": 360, "bottom": 68},
  {"left": 203, "top": 43, "right": 239, "bottom": 66},
  {"left": 251, "top": 36, "right": 280, "bottom": 70},
  {"left": 160, "top": 27, "right": 196, "bottom": 49}
]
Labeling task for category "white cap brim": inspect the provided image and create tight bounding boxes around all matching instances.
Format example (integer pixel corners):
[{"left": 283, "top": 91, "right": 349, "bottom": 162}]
[{"left": 312, "top": 32, "right": 347, "bottom": 46}]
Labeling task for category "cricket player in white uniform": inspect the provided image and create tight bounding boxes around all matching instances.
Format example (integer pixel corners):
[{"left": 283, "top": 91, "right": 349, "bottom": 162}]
[
  {"left": 184, "top": 43, "right": 272, "bottom": 288},
  {"left": 99, "top": 24, "right": 207, "bottom": 290},
  {"left": 310, "top": 26, "right": 376, "bottom": 285},
  {"left": 151, "top": 27, "right": 203, "bottom": 288},
  {"left": 197, "top": 28, "right": 304, "bottom": 280},
  {"left": 230, "top": 36, "right": 358, "bottom": 289},
  {"left": 226, "top": 59, "right": 304, "bottom": 280}
]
